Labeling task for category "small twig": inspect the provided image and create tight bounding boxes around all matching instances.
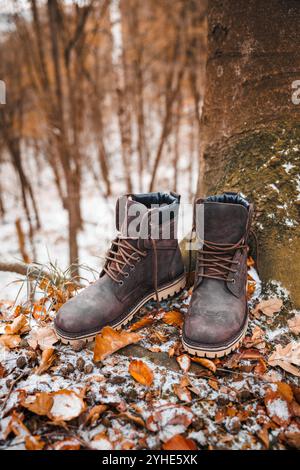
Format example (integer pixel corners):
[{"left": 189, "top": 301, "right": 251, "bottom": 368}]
[
  {"left": 1, "top": 371, "right": 28, "bottom": 412},
  {"left": 0, "top": 439, "right": 25, "bottom": 449},
  {"left": 216, "top": 367, "right": 272, "bottom": 383}
]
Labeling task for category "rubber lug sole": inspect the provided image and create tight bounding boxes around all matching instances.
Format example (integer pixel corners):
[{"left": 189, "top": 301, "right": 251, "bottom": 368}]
[{"left": 182, "top": 318, "right": 249, "bottom": 359}]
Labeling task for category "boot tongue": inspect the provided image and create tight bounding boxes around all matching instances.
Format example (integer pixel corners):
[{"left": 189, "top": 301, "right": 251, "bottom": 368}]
[{"left": 203, "top": 202, "right": 248, "bottom": 244}]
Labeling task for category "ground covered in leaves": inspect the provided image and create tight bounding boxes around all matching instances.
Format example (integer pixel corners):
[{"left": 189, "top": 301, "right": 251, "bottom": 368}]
[{"left": 0, "top": 268, "right": 299, "bottom": 450}]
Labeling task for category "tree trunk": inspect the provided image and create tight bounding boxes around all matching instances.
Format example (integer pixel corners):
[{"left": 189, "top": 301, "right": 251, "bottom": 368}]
[{"left": 197, "top": 0, "right": 300, "bottom": 306}]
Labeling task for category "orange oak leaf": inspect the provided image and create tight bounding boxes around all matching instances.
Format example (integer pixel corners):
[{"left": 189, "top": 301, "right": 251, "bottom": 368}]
[
  {"left": 162, "top": 310, "right": 183, "bottom": 328},
  {"left": 93, "top": 326, "right": 141, "bottom": 362},
  {"left": 173, "top": 383, "right": 192, "bottom": 402},
  {"left": 0, "top": 334, "right": 21, "bottom": 349},
  {"left": 129, "top": 315, "right": 154, "bottom": 331},
  {"left": 84, "top": 404, "right": 108, "bottom": 426},
  {"left": 162, "top": 434, "right": 197, "bottom": 450},
  {"left": 5, "top": 314, "right": 28, "bottom": 334},
  {"left": 192, "top": 357, "right": 216, "bottom": 373},
  {"left": 129, "top": 359, "right": 154, "bottom": 386},
  {"left": 21, "top": 391, "right": 53, "bottom": 416},
  {"left": 25, "top": 435, "right": 45, "bottom": 450},
  {"left": 35, "top": 348, "right": 56, "bottom": 375}
]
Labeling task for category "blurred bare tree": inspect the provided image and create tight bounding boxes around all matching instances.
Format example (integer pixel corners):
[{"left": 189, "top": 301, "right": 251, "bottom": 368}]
[{"left": 0, "top": 0, "right": 207, "bottom": 269}]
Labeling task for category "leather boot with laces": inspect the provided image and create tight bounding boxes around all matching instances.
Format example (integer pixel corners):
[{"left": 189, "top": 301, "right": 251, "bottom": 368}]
[
  {"left": 182, "top": 192, "right": 253, "bottom": 358},
  {"left": 54, "top": 192, "right": 186, "bottom": 344}
]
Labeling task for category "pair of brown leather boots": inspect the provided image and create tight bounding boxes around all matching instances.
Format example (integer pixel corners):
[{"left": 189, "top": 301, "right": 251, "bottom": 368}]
[{"left": 54, "top": 192, "right": 253, "bottom": 358}]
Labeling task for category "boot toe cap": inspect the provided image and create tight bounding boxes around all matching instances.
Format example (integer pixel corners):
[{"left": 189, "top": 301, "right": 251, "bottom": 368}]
[
  {"left": 183, "top": 305, "right": 247, "bottom": 349},
  {"left": 54, "top": 299, "right": 89, "bottom": 336}
]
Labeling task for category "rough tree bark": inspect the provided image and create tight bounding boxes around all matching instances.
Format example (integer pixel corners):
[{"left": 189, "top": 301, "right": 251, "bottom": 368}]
[{"left": 197, "top": 0, "right": 300, "bottom": 306}]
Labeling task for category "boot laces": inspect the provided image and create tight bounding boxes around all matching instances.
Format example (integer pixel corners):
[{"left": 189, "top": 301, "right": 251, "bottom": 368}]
[
  {"left": 197, "top": 238, "right": 247, "bottom": 282},
  {"left": 103, "top": 236, "right": 160, "bottom": 305},
  {"left": 104, "top": 237, "right": 147, "bottom": 284}
]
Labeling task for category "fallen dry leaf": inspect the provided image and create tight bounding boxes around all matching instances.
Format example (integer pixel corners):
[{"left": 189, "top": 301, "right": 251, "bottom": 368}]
[
  {"left": 50, "top": 390, "right": 86, "bottom": 422},
  {"left": 283, "top": 431, "right": 300, "bottom": 450},
  {"left": 6, "top": 413, "right": 44, "bottom": 450},
  {"left": 5, "top": 412, "right": 31, "bottom": 440},
  {"left": 162, "top": 434, "right": 197, "bottom": 450},
  {"left": 129, "top": 315, "right": 154, "bottom": 331},
  {"left": 28, "top": 326, "right": 58, "bottom": 350},
  {"left": 90, "top": 433, "right": 113, "bottom": 450},
  {"left": 32, "top": 304, "right": 48, "bottom": 321},
  {"left": 291, "top": 385, "right": 300, "bottom": 404},
  {"left": 243, "top": 325, "right": 265, "bottom": 349},
  {"left": 276, "top": 382, "right": 294, "bottom": 403},
  {"left": 94, "top": 326, "right": 141, "bottom": 362},
  {"left": 129, "top": 359, "right": 154, "bottom": 386},
  {"left": 21, "top": 391, "right": 53, "bottom": 416},
  {"left": 0, "top": 334, "right": 21, "bottom": 349},
  {"left": 35, "top": 348, "right": 56, "bottom": 375},
  {"left": 247, "top": 256, "right": 255, "bottom": 268},
  {"left": 173, "top": 383, "right": 192, "bottom": 402},
  {"left": 118, "top": 411, "right": 146, "bottom": 427},
  {"left": 291, "top": 400, "right": 300, "bottom": 417},
  {"left": 25, "top": 435, "right": 45, "bottom": 450},
  {"left": 264, "top": 389, "right": 291, "bottom": 427},
  {"left": 84, "top": 404, "right": 108, "bottom": 426},
  {"left": 52, "top": 438, "right": 81, "bottom": 450},
  {"left": 162, "top": 310, "right": 183, "bottom": 328},
  {"left": 257, "top": 425, "right": 269, "bottom": 449},
  {"left": 208, "top": 378, "right": 219, "bottom": 391},
  {"left": 288, "top": 314, "right": 300, "bottom": 335},
  {"left": 21, "top": 389, "right": 86, "bottom": 423},
  {"left": 4, "top": 314, "right": 28, "bottom": 334},
  {"left": 0, "top": 362, "right": 6, "bottom": 378},
  {"left": 146, "top": 404, "right": 194, "bottom": 432},
  {"left": 268, "top": 342, "right": 300, "bottom": 377},
  {"left": 252, "top": 298, "right": 283, "bottom": 317},
  {"left": 192, "top": 357, "right": 216, "bottom": 373},
  {"left": 254, "top": 358, "right": 267, "bottom": 375},
  {"left": 168, "top": 340, "right": 183, "bottom": 357},
  {"left": 176, "top": 354, "right": 191, "bottom": 373}
]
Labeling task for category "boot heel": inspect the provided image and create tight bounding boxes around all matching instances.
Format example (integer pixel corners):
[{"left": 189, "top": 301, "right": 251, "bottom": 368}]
[{"left": 156, "top": 274, "right": 186, "bottom": 301}]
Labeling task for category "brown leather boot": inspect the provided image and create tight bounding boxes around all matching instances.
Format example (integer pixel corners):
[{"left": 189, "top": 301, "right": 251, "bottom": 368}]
[
  {"left": 54, "top": 192, "right": 186, "bottom": 344},
  {"left": 182, "top": 193, "right": 253, "bottom": 358}
]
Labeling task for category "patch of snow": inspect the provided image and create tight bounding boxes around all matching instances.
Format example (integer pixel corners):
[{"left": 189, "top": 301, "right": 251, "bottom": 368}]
[
  {"left": 269, "top": 281, "right": 290, "bottom": 299},
  {"left": 50, "top": 392, "right": 83, "bottom": 421},
  {"left": 267, "top": 398, "right": 290, "bottom": 422},
  {"left": 269, "top": 184, "right": 279, "bottom": 193},
  {"left": 282, "top": 163, "right": 295, "bottom": 173},
  {"left": 188, "top": 430, "right": 206, "bottom": 446},
  {"left": 284, "top": 218, "right": 297, "bottom": 227},
  {"left": 90, "top": 437, "right": 113, "bottom": 450},
  {"left": 266, "top": 326, "right": 288, "bottom": 341},
  {"left": 295, "top": 175, "right": 300, "bottom": 201}
]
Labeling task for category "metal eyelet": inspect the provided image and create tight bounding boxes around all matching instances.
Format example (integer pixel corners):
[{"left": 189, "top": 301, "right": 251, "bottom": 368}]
[
  {"left": 119, "top": 280, "right": 124, "bottom": 286},
  {"left": 130, "top": 265, "right": 135, "bottom": 271},
  {"left": 124, "top": 272, "right": 129, "bottom": 278},
  {"left": 137, "top": 257, "right": 141, "bottom": 262},
  {"left": 231, "top": 279, "right": 236, "bottom": 284}
]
